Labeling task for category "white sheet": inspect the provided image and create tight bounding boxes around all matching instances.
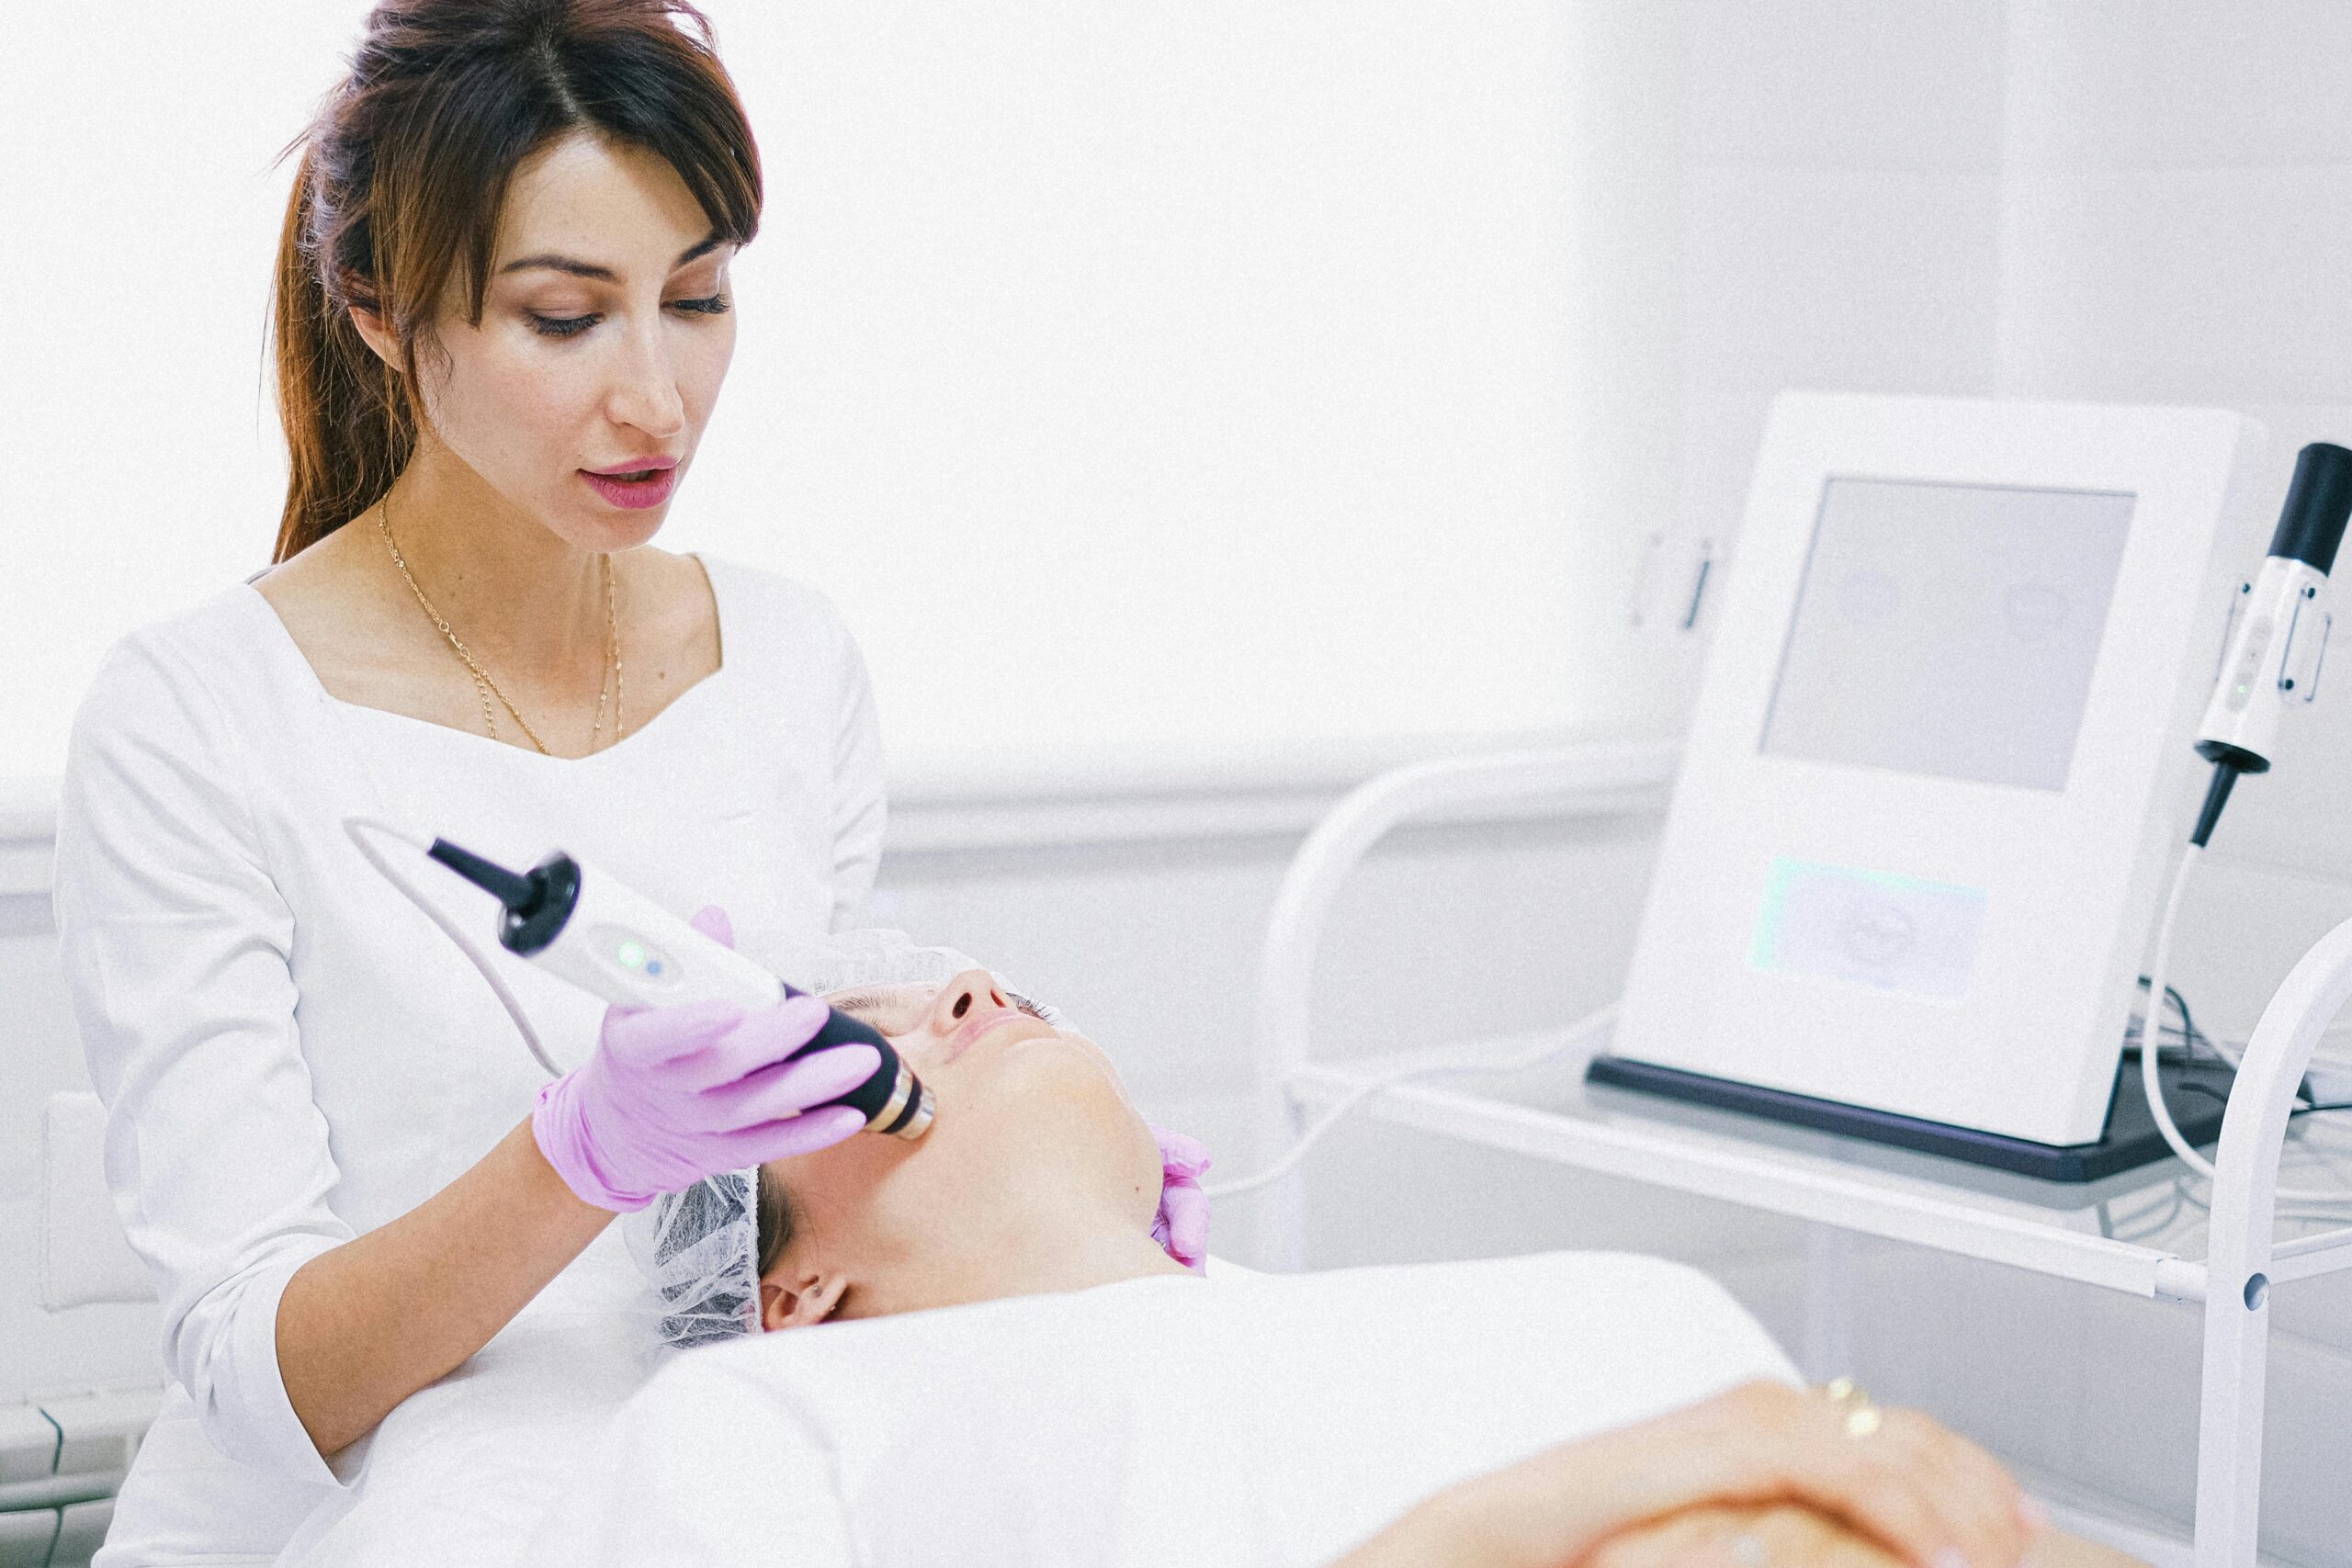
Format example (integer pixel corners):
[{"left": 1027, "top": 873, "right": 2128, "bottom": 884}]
[{"left": 517, "top": 1250, "right": 1796, "bottom": 1568}]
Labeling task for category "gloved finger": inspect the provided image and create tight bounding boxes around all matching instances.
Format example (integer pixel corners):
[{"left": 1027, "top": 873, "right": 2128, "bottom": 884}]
[
  {"left": 1151, "top": 1125, "right": 1212, "bottom": 1180},
  {"left": 1163, "top": 1181, "right": 1211, "bottom": 1263},
  {"left": 718, "top": 1105, "right": 870, "bottom": 1165},
  {"left": 599, "top": 998, "right": 746, "bottom": 1068},
  {"left": 703, "top": 1044, "right": 883, "bottom": 1125},
  {"left": 690, "top": 905, "right": 736, "bottom": 949},
  {"left": 670, "top": 996, "right": 834, "bottom": 1090}
]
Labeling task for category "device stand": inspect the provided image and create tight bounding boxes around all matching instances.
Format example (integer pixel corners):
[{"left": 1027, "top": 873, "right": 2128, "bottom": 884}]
[
  {"left": 1251, "top": 740, "right": 2352, "bottom": 1567},
  {"left": 1581, "top": 1052, "right": 2234, "bottom": 1183}
]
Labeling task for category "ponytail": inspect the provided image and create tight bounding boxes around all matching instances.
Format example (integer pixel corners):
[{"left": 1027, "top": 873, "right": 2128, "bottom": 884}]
[
  {"left": 271, "top": 143, "right": 415, "bottom": 564},
  {"left": 266, "top": 0, "right": 763, "bottom": 565}
]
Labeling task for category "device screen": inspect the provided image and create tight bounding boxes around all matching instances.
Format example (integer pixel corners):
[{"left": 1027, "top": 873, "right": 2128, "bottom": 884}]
[{"left": 1759, "top": 478, "right": 2135, "bottom": 791}]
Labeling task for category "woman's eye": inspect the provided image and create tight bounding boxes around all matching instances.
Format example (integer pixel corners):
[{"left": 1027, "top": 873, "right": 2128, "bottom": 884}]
[
  {"left": 670, "top": 293, "right": 731, "bottom": 317},
  {"left": 528, "top": 311, "right": 598, "bottom": 340}
]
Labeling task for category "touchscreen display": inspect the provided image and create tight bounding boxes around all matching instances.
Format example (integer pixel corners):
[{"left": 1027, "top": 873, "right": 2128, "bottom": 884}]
[{"left": 1760, "top": 478, "right": 2135, "bottom": 791}]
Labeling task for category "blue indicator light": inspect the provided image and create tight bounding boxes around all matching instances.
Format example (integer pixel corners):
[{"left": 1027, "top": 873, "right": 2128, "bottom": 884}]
[{"left": 645, "top": 959, "right": 664, "bottom": 976}]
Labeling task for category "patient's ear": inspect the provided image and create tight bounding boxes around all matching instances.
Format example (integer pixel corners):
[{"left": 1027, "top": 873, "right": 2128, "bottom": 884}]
[{"left": 760, "top": 1269, "right": 848, "bottom": 1331}]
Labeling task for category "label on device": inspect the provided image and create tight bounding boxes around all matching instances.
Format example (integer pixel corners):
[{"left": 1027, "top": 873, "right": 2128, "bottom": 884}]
[{"left": 1749, "top": 858, "right": 1988, "bottom": 1002}]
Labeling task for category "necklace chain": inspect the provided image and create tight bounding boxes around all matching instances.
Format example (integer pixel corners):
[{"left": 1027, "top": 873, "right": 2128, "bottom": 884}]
[{"left": 376, "top": 498, "right": 625, "bottom": 756}]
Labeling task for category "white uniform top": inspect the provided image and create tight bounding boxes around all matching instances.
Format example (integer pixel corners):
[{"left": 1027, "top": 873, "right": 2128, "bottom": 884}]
[{"left": 51, "top": 556, "right": 952, "bottom": 1566}]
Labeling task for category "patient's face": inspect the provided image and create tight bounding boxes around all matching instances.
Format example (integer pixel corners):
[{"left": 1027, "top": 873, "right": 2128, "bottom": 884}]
[{"left": 757, "top": 970, "right": 1164, "bottom": 1325}]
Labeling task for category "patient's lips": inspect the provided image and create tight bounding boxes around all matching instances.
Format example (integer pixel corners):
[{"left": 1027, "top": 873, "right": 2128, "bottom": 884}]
[{"left": 942, "top": 1006, "right": 1048, "bottom": 1064}]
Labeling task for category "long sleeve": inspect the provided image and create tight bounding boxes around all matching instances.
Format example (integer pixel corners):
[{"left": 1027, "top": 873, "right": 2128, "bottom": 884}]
[{"left": 51, "top": 635, "right": 346, "bottom": 1488}]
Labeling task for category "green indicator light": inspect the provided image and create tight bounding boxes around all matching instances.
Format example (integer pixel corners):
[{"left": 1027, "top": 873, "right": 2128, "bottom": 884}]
[{"left": 616, "top": 940, "right": 646, "bottom": 970}]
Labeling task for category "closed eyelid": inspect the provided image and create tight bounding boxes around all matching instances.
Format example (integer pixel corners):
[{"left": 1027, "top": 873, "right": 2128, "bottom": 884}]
[{"left": 824, "top": 986, "right": 937, "bottom": 1032}]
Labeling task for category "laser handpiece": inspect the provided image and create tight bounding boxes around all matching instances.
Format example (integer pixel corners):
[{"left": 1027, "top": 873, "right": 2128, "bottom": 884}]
[
  {"left": 2188, "top": 441, "right": 2352, "bottom": 844},
  {"left": 425, "top": 837, "right": 934, "bottom": 1141}
]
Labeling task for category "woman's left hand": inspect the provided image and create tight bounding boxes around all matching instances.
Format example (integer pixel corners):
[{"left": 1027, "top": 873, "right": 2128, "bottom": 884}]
[{"left": 1150, "top": 1125, "right": 1212, "bottom": 1271}]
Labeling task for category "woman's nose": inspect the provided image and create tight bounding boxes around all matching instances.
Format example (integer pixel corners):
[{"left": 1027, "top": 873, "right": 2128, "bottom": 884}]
[
  {"left": 927, "top": 969, "right": 1011, "bottom": 1033},
  {"left": 605, "top": 321, "right": 686, "bottom": 439}
]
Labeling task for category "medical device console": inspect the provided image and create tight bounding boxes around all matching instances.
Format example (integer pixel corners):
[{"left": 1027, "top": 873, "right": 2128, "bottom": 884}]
[
  {"left": 1600, "top": 393, "right": 2265, "bottom": 1177},
  {"left": 426, "top": 837, "right": 934, "bottom": 1140}
]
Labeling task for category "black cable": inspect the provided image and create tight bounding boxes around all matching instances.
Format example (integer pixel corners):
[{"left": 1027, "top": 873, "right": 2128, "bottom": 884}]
[
  {"left": 2128, "top": 977, "right": 2352, "bottom": 1117},
  {"left": 2190, "top": 760, "right": 2241, "bottom": 848},
  {"left": 2129, "top": 976, "right": 2216, "bottom": 1064},
  {"left": 2165, "top": 985, "right": 2211, "bottom": 1061},
  {"left": 2177, "top": 1077, "right": 2352, "bottom": 1118}
]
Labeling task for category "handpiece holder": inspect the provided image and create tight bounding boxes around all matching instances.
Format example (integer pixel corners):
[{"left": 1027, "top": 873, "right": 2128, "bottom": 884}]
[
  {"left": 425, "top": 838, "right": 933, "bottom": 1139},
  {"left": 2194, "top": 442, "right": 2352, "bottom": 783}
]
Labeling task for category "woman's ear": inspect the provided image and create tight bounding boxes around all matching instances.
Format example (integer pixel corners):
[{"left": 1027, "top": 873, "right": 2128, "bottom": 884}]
[
  {"left": 760, "top": 1269, "right": 848, "bottom": 1332},
  {"left": 345, "top": 301, "right": 400, "bottom": 367}
]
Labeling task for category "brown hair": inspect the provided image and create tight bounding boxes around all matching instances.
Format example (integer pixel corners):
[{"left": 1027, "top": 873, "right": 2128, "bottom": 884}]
[{"left": 269, "top": 0, "right": 763, "bottom": 562}]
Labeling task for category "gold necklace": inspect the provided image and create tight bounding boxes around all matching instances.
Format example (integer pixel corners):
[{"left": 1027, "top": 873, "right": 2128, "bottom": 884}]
[{"left": 376, "top": 497, "right": 625, "bottom": 755}]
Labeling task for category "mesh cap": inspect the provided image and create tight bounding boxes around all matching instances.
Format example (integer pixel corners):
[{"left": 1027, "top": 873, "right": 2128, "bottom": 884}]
[{"left": 624, "top": 1167, "right": 763, "bottom": 1349}]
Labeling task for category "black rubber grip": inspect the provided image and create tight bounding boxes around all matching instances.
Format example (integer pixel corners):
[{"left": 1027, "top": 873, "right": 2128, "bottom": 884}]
[
  {"left": 2267, "top": 442, "right": 2352, "bottom": 576},
  {"left": 775, "top": 985, "right": 906, "bottom": 1124}
]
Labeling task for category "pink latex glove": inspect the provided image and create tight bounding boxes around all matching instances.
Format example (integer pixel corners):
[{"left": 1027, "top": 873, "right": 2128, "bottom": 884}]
[
  {"left": 1150, "top": 1125, "right": 1212, "bottom": 1273},
  {"left": 532, "top": 907, "right": 876, "bottom": 1212}
]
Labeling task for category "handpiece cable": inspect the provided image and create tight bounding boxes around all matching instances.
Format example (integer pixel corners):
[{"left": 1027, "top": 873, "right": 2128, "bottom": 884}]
[
  {"left": 2138, "top": 764, "right": 2352, "bottom": 1203},
  {"left": 1206, "top": 1001, "right": 1621, "bottom": 1201}
]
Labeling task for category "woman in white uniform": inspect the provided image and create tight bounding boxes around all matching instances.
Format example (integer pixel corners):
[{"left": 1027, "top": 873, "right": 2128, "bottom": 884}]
[{"left": 50, "top": 5, "right": 1201, "bottom": 1562}]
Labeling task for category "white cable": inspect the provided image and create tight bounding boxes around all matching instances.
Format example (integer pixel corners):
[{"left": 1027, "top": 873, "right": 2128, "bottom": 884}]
[
  {"left": 1206, "top": 1002, "right": 1621, "bottom": 1201},
  {"left": 2140, "top": 841, "right": 2352, "bottom": 1204},
  {"left": 344, "top": 817, "right": 564, "bottom": 1078}
]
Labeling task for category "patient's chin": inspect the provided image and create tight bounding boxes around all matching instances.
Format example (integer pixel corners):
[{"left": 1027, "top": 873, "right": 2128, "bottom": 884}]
[{"left": 969, "top": 1032, "right": 1137, "bottom": 1123}]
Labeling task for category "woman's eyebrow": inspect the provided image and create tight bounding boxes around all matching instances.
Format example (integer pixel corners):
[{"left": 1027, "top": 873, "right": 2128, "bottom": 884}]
[{"left": 498, "top": 233, "right": 725, "bottom": 281}]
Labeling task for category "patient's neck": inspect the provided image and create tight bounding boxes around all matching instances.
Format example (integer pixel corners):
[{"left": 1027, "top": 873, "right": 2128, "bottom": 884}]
[{"left": 864, "top": 1181, "right": 1192, "bottom": 1318}]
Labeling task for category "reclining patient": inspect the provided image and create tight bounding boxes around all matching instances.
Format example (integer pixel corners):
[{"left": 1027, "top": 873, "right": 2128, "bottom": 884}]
[{"left": 518, "top": 971, "right": 2127, "bottom": 1568}]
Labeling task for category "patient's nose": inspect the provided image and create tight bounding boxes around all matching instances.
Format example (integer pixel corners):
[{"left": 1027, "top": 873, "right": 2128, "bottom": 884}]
[{"left": 929, "top": 969, "right": 1012, "bottom": 1032}]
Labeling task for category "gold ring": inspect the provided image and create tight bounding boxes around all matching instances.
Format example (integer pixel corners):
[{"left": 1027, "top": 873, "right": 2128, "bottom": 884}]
[{"left": 1821, "top": 1376, "right": 1882, "bottom": 1438}]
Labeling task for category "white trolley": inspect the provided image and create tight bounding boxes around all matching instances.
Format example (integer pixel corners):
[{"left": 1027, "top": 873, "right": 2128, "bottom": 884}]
[{"left": 1252, "top": 739, "right": 2352, "bottom": 1568}]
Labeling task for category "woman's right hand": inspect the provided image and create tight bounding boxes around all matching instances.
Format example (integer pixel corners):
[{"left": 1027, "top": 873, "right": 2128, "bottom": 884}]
[
  {"left": 532, "top": 908, "right": 878, "bottom": 1211},
  {"left": 1339, "top": 1381, "right": 2044, "bottom": 1568}
]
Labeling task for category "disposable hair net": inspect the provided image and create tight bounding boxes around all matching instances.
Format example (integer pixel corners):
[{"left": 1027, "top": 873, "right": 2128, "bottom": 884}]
[{"left": 625, "top": 1167, "right": 764, "bottom": 1350}]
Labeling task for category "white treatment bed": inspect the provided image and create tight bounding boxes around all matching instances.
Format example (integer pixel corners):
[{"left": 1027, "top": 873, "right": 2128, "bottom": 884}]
[{"left": 277, "top": 1247, "right": 1796, "bottom": 1568}]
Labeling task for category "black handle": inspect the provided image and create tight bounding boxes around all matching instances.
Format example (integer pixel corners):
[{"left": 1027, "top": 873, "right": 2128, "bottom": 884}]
[
  {"left": 2268, "top": 442, "right": 2352, "bottom": 576},
  {"left": 777, "top": 984, "right": 903, "bottom": 1123}
]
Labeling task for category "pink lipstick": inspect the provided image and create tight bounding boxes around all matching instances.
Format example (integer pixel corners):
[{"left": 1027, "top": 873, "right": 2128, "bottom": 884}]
[{"left": 581, "top": 455, "right": 679, "bottom": 511}]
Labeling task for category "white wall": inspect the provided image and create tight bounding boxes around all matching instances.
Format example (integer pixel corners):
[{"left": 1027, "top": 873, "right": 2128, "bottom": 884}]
[{"left": 0, "top": 2, "right": 1690, "bottom": 781}]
